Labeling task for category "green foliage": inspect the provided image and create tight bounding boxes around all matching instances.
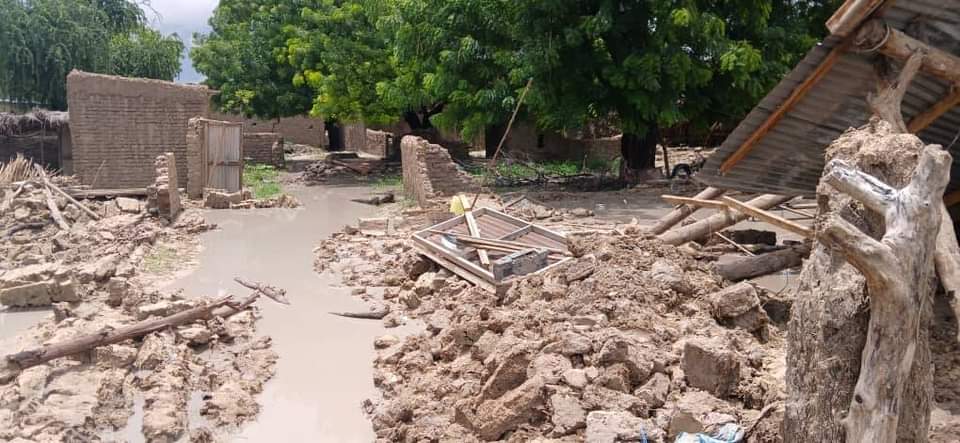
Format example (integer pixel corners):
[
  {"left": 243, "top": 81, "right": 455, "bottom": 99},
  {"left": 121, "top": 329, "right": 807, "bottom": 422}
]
[
  {"left": 0, "top": 0, "right": 184, "bottom": 110},
  {"left": 193, "top": 0, "right": 839, "bottom": 145},
  {"left": 372, "top": 173, "right": 402, "bottom": 189},
  {"left": 244, "top": 163, "right": 282, "bottom": 199},
  {"left": 191, "top": 0, "right": 313, "bottom": 119},
  {"left": 109, "top": 27, "right": 184, "bottom": 81}
]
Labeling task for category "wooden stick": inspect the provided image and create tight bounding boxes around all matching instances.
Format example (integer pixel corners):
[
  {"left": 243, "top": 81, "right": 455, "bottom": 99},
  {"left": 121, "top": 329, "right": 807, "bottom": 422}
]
[
  {"left": 464, "top": 211, "right": 490, "bottom": 266},
  {"left": 658, "top": 194, "right": 794, "bottom": 245},
  {"left": 650, "top": 187, "right": 726, "bottom": 235},
  {"left": 721, "top": 196, "right": 813, "bottom": 239},
  {"left": 776, "top": 204, "right": 815, "bottom": 219},
  {"left": 5, "top": 222, "right": 45, "bottom": 237},
  {"left": 661, "top": 195, "right": 729, "bottom": 210},
  {"left": 858, "top": 20, "right": 960, "bottom": 84},
  {"left": 430, "top": 230, "right": 568, "bottom": 255},
  {"left": 4, "top": 279, "right": 285, "bottom": 373},
  {"left": 40, "top": 184, "right": 69, "bottom": 231},
  {"left": 713, "top": 231, "right": 756, "bottom": 256},
  {"left": 233, "top": 277, "right": 291, "bottom": 305},
  {"left": 472, "top": 78, "right": 534, "bottom": 207},
  {"left": 329, "top": 306, "right": 389, "bottom": 320},
  {"left": 35, "top": 164, "right": 100, "bottom": 220}
]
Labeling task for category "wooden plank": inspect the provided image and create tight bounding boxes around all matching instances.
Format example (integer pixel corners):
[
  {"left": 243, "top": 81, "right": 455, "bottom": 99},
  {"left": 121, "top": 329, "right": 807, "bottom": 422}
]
[
  {"left": 412, "top": 234, "right": 498, "bottom": 283},
  {"left": 499, "top": 225, "right": 532, "bottom": 241},
  {"left": 414, "top": 244, "right": 500, "bottom": 294},
  {"left": 428, "top": 230, "right": 569, "bottom": 255},
  {"left": 907, "top": 86, "right": 960, "bottom": 133},
  {"left": 721, "top": 196, "right": 814, "bottom": 238},
  {"left": 464, "top": 211, "right": 490, "bottom": 266},
  {"left": 66, "top": 188, "right": 148, "bottom": 199},
  {"left": 720, "top": 44, "right": 846, "bottom": 173},
  {"left": 826, "top": 0, "right": 885, "bottom": 37},
  {"left": 661, "top": 195, "right": 729, "bottom": 210},
  {"left": 776, "top": 204, "right": 815, "bottom": 219}
]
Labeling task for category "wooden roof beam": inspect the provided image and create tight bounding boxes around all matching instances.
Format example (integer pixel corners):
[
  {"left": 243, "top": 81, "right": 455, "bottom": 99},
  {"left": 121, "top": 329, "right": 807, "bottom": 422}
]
[
  {"left": 908, "top": 86, "right": 960, "bottom": 133},
  {"left": 827, "top": 0, "right": 886, "bottom": 37},
  {"left": 856, "top": 19, "right": 960, "bottom": 85}
]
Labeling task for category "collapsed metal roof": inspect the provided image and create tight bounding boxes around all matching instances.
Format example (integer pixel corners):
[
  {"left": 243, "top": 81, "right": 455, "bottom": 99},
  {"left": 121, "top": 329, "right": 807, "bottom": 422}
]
[{"left": 698, "top": 0, "right": 960, "bottom": 196}]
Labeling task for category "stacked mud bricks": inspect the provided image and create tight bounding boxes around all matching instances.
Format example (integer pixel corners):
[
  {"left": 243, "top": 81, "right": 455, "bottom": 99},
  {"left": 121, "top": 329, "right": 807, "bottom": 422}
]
[
  {"left": 243, "top": 132, "right": 285, "bottom": 168},
  {"left": 66, "top": 70, "right": 213, "bottom": 188},
  {"left": 146, "top": 152, "right": 181, "bottom": 221},
  {"left": 401, "top": 136, "right": 479, "bottom": 207}
]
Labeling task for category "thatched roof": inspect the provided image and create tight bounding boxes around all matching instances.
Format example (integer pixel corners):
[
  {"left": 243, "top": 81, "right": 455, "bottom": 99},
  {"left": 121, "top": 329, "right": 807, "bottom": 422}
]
[{"left": 0, "top": 110, "right": 69, "bottom": 137}]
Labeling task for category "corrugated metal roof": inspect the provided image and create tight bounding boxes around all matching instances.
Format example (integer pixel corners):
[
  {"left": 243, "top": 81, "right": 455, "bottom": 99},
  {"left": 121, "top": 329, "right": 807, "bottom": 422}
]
[{"left": 699, "top": 1, "right": 960, "bottom": 196}]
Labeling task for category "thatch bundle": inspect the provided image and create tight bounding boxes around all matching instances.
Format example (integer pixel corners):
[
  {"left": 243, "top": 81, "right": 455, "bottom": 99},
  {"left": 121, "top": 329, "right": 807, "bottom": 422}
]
[
  {"left": 0, "top": 110, "right": 69, "bottom": 137},
  {"left": 0, "top": 154, "right": 42, "bottom": 184}
]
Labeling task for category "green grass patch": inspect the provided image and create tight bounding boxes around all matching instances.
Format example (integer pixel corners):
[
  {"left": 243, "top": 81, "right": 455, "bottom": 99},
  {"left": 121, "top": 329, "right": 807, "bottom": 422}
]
[
  {"left": 143, "top": 244, "right": 179, "bottom": 274},
  {"left": 372, "top": 174, "right": 403, "bottom": 190},
  {"left": 244, "top": 164, "right": 282, "bottom": 199},
  {"left": 471, "top": 159, "right": 620, "bottom": 181}
]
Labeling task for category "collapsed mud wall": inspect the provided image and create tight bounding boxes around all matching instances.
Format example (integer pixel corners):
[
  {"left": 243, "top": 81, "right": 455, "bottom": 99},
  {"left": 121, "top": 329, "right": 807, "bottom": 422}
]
[
  {"left": 244, "top": 132, "right": 284, "bottom": 167},
  {"left": 493, "top": 121, "right": 621, "bottom": 163},
  {"left": 401, "top": 136, "right": 478, "bottom": 207},
  {"left": 66, "top": 70, "right": 212, "bottom": 189}
]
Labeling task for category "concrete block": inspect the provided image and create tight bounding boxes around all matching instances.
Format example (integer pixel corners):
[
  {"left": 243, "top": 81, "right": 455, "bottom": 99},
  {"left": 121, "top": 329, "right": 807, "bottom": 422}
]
[{"left": 491, "top": 248, "right": 549, "bottom": 281}]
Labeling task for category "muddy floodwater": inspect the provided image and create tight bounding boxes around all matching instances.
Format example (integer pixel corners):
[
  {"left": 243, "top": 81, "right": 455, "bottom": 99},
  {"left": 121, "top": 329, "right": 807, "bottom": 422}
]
[{"left": 166, "top": 183, "right": 386, "bottom": 442}]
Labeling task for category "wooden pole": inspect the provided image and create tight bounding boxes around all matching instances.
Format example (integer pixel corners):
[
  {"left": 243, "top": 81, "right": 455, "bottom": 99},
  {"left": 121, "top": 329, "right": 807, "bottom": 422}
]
[
  {"left": 649, "top": 186, "right": 726, "bottom": 235},
  {"left": 721, "top": 196, "right": 814, "bottom": 238},
  {"left": 856, "top": 20, "right": 960, "bottom": 85},
  {"left": 658, "top": 194, "right": 793, "bottom": 245},
  {"left": 35, "top": 164, "right": 100, "bottom": 220},
  {"left": 472, "top": 78, "right": 533, "bottom": 207},
  {"left": 716, "top": 244, "right": 810, "bottom": 282}
]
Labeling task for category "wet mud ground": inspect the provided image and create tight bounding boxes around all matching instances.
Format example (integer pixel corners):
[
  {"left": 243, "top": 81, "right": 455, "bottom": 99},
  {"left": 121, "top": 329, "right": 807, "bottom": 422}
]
[{"left": 165, "top": 183, "right": 388, "bottom": 442}]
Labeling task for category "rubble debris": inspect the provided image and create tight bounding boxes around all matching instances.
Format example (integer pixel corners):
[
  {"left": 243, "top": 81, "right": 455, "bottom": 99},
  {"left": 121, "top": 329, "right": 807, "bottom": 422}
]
[
  {"left": 0, "top": 171, "right": 276, "bottom": 441},
  {"left": 203, "top": 188, "right": 301, "bottom": 209},
  {"left": 325, "top": 226, "right": 781, "bottom": 441}
]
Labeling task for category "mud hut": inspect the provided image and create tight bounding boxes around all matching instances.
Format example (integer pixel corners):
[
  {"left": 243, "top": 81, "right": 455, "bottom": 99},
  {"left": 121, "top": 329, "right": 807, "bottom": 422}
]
[{"left": 0, "top": 110, "right": 70, "bottom": 172}]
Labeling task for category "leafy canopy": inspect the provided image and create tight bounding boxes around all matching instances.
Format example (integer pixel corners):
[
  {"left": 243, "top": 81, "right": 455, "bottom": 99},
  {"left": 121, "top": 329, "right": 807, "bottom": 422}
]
[
  {"left": 193, "top": 0, "right": 839, "bottom": 138},
  {"left": 0, "top": 0, "right": 184, "bottom": 110}
]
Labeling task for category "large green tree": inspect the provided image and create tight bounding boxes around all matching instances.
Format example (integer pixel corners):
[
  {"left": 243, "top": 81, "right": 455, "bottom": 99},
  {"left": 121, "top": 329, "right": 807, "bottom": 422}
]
[
  {"left": 193, "top": 0, "right": 838, "bottom": 177},
  {"left": 0, "top": 0, "right": 183, "bottom": 110},
  {"left": 191, "top": 0, "right": 313, "bottom": 120}
]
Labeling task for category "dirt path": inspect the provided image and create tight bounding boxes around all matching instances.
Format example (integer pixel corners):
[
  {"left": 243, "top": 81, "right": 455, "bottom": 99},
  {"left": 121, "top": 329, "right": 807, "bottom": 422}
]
[{"left": 165, "top": 182, "right": 387, "bottom": 442}]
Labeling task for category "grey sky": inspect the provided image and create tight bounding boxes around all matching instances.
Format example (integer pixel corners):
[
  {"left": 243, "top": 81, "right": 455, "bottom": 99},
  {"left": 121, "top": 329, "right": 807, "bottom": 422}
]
[{"left": 147, "top": 0, "right": 219, "bottom": 83}]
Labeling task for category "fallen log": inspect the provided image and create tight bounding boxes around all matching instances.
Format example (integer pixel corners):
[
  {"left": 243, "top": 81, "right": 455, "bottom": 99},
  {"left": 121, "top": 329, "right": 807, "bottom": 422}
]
[
  {"left": 716, "top": 244, "right": 811, "bottom": 282},
  {"left": 233, "top": 277, "right": 291, "bottom": 305},
  {"left": 2, "top": 279, "right": 285, "bottom": 377},
  {"left": 351, "top": 192, "right": 395, "bottom": 206},
  {"left": 649, "top": 187, "right": 726, "bottom": 235},
  {"left": 658, "top": 194, "right": 794, "bottom": 245}
]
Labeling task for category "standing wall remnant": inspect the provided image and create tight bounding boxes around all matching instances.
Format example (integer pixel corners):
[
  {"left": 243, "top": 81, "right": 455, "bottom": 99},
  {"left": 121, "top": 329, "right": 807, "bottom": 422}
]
[
  {"left": 186, "top": 117, "right": 244, "bottom": 199},
  {"left": 243, "top": 132, "right": 284, "bottom": 167},
  {"left": 209, "top": 112, "right": 327, "bottom": 147},
  {"left": 401, "top": 136, "right": 478, "bottom": 207},
  {"left": 146, "top": 152, "right": 181, "bottom": 221},
  {"left": 66, "top": 70, "right": 213, "bottom": 189}
]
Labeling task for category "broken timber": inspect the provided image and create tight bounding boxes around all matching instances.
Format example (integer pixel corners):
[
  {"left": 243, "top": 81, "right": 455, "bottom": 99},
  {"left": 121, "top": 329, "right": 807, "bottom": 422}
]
[
  {"left": 721, "top": 196, "right": 813, "bottom": 239},
  {"left": 658, "top": 194, "right": 795, "bottom": 245},
  {"left": 2, "top": 279, "right": 287, "bottom": 376},
  {"left": 716, "top": 244, "right": 811, "bottom": 282},
  {"left": 413, "top": 207, "right": 571, "bottom": 293},
  {"left": 649, "top": 187, "right": 726, "bottom": 234}
]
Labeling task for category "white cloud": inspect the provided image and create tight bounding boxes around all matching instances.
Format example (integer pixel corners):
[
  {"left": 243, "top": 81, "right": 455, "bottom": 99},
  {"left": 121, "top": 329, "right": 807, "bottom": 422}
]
[{"left": 146, "top": 0, "right": 219, "bottom": 83}]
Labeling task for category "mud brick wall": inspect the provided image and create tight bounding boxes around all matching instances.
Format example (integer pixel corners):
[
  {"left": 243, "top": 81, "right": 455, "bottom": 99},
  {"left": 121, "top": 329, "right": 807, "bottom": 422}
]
[
  {"left": 244, "top": 132, "right": 283, "bottom": 166},
  {"left": 211, "top": 112, "right": 327, "bottom": 147},
  {"left": 402, "top": 136, "right": 478, "bottom": 207},
  {"left": 66, "top": 70, "right": 212, "bottom": 188},
  {"left": 497, "top": 121, "right": 620, "bottom": 163}
]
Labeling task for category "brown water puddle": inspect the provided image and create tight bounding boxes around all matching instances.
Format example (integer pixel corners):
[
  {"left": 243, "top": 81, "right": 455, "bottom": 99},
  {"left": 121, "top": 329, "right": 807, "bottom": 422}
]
[{"left": 166, "top": 183, "right": 391, "bottom": 442}]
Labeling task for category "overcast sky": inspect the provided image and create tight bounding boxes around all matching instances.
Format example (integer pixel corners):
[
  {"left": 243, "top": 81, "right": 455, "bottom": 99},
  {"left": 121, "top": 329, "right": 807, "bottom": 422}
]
[{"left": 147, "top": 0, "right": 219, "bottom": 83}]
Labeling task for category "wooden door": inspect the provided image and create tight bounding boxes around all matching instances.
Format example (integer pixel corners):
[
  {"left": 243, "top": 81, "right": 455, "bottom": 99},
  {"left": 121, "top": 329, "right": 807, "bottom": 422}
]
[{"left": 205, "top": 122, "right": 242, "bottom": 192}]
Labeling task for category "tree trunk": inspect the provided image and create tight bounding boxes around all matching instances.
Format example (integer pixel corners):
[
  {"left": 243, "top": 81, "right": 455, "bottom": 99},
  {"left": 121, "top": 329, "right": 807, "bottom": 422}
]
[
  {"left": 715, "top": 244, "right": 810, "bottom": 282},
  {"left": 325, "top": 120, "right": 344, "bottom": 151},
  {"left": 785, "top": 119, "right": 936, "bottom": 442},
  {"left": 657, "top": 194, "right": 793, "bottom": 245},
  {"left": 785, "top": 51, "right": 935, "bottom": 443},
  {"left": 619, "top": 127, "right": 659, "bottom": 183}
]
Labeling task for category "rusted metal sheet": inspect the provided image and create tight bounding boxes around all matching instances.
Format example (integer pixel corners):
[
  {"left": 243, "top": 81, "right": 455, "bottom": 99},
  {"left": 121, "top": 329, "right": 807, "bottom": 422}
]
[
  {"left": 700, "top": 0, "right": 960, "bottom": 196},
  {"left": 412, "top": 207, "right": 572, "bottom": 293}
]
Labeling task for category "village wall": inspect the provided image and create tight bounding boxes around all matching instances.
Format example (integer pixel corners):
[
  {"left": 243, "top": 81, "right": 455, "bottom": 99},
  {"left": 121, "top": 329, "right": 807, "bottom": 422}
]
[
  {"left": 66, "top": 70, "right": 212, "bottom": 188},
  {"left": 243, "top": 132, "right": 284, "bottom": 167},
  {"left": 210, "top": 112, "right": 327, "bottom": 147},
  {"left": 401, "top": 136, "right": 478, "bottom": 207}
]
